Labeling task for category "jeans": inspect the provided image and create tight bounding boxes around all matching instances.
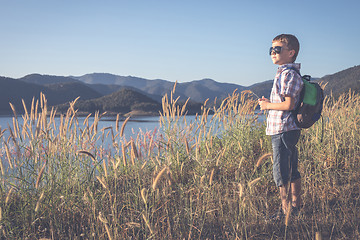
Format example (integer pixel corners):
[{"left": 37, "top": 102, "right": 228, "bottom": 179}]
[{"left": 271, "top": 130, "right": 301, "bottom": 187}]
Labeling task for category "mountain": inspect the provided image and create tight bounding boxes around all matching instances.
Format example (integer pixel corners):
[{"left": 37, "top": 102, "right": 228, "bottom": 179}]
[
  {"left": 45, "top": 82, "right": 102, "bottom": 102},
  {"left": 318, "top": 65, "right": 360, "bottom": 97},
  {"left": 0, "top": 77, "right": 102, "bottom": 114},
  {"left": 20, "top": 74, "right": 80, "bottom": 85},
  {"left": 85, "top": 83, "right": 123, "bottom": 96},
  {"left": 0, "top": 65, "right": 358, "bottom": 116},
  {"left": 0, "top": 76, "right": 52, "bottom": 114},
  {"left": 72, "top": 73, "right": 245, "bottom": 103},
  {"left": 71, "top": 73, "right": 170, "bottom": 89},
  {"left": 85, "top": 83, "right": 164, "bottom": 102},
  {"left": 20, "top": 73, "right": 258, "bottom": 103},
  {"left": 55, "top": 88, "right": 161, "bottom": 116},
  {"left": 173, "top": 79, "right": 246, "bottom": 103},
  {"left": 72, "top": 73, "right": 181, "bottom": 99},
  {"left": 248, "top": 80, "right": 273, "bottom": 99},
  {"left": 16, "top": 74, "right": 102, "bottom": 102}
]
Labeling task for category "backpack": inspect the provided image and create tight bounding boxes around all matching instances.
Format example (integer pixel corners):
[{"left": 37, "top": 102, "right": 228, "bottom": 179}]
[{"left": 287, "top": 68, "right": 325, "bottom": 129}]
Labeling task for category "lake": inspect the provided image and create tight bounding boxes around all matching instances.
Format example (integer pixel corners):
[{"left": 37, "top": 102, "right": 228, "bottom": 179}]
[
  {"left": 0, "top": 115, "right": 162, "bottom": 141},
  {"left": 0, "top": 113, "right": 265, "bottom": 149}
]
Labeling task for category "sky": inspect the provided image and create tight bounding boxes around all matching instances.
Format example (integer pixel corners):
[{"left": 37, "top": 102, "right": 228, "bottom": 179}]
[{"left": 1, "top": 0, "right": 359, "bottom": 86}]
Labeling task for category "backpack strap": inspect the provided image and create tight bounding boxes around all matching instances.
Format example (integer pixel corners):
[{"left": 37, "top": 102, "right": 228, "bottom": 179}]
[
  {"left": 285, "top": 66, "right": 301, "bottom": 77},
  {"left": 284, "top": 67, "right": 305, "bottom": 115},
  {"left": 284, "top": 67, "right": 311, "bottom": 81}
]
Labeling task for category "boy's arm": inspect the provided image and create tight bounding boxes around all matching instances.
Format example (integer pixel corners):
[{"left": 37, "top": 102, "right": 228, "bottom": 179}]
[{"left": 258, "top": 96, "right": 295, "bottom": 111}]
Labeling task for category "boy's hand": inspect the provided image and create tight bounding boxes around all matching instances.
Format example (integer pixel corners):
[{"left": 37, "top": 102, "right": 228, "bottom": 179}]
[{"left": 258, "top": 96, "right": 270, "bottom": 110}]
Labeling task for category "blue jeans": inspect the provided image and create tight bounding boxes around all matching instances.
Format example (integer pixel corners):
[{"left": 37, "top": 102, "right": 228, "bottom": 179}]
[{"left": 271, "top": 130, "right": 301, "bottom": 187}]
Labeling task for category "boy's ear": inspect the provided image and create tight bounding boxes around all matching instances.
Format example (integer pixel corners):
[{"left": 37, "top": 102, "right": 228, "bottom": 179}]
[{"left": 289, "top": 49, "right": 295, "bottom": 58}]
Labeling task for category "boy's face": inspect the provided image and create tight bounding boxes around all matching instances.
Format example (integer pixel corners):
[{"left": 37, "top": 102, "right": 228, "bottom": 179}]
[{"left": 270, "top": 41, "right": 295, "bottom": 65}]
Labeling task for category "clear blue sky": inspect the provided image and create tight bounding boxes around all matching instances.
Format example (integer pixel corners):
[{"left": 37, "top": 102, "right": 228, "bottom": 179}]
[{"left": 1, "top": 0, "right": 359, "bottom": 86}]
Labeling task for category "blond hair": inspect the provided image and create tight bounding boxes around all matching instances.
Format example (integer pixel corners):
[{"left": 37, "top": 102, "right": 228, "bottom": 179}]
[{"left": 272, "top": 34, "right": 300, "bottom": 62}]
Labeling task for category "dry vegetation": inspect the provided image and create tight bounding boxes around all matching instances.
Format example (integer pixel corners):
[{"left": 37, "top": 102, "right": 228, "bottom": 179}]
[{"left": 0, "top": 87, "right": 359, "bottom": 239}]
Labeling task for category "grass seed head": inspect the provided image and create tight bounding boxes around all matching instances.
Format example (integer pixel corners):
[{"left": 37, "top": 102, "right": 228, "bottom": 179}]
[
  {"left": 152, "top": 166, "right": 167, "bottom": 190},
  {"left": 248, "top": 177, "right": 261, "bottom": 189},
  {"left": 141, "top": 188, "right": 147, "bottom": 205},
  {"left": 256, "top": 153, "right": 272, "bottom": 168}
]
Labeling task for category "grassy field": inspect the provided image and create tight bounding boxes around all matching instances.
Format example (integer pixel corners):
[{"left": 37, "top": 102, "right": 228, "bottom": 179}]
[{"left": 0, "top": 87, "right": 359, "bottom": 239}]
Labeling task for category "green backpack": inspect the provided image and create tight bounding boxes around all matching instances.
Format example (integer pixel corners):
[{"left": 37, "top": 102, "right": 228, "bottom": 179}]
[{"left": 288, "top": 68, "right": 325, "bottom": 129}]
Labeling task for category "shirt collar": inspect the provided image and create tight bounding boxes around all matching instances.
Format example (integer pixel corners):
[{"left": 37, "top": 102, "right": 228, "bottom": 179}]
[{"left": 278, "top": 63, "right": 301, "bottom": 71}]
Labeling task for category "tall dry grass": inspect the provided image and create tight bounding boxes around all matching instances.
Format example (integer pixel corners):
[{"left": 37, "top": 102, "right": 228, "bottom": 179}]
[{"left": 0, "top": 88, "right": 359, "bottom": 239}]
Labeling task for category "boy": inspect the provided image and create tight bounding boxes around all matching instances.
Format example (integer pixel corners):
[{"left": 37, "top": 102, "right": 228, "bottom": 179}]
[{"left": 258, "top": 34, "right": 303, "bottom": 219}]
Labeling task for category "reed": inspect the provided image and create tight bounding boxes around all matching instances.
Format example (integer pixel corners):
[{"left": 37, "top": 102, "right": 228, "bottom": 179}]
[
  {"left": 152, "top": 166, "right": 167, "bottom": 190},
  {"left": 256, "top": 152, "right": 272, "bottom": 168},
  {"left": 119, "top": 116, "right": 130, "bottom": 137},
  {"left": 0, "top": 89, "right": 359, "bottom": 239}
]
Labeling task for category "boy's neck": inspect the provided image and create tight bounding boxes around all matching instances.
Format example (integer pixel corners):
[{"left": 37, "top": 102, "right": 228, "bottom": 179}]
[
  {"left": 279, "top": 62, "right": 296, "bottom": 66},
  {"left": 278, "top": 62, "right": 300, "bottom": 67}
]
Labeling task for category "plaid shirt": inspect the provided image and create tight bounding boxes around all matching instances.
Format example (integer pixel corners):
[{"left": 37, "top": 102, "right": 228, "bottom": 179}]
[{"left": 266, "top": 63, "right": 303, "bottom": 135}]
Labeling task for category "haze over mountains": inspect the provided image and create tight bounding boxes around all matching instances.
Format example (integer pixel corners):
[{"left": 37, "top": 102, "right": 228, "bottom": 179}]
[{"left": 0, "top": 65, "right": 359, "bottom": 116}]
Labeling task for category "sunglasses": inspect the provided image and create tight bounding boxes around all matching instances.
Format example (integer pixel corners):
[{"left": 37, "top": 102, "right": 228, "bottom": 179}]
[{"left": 269, "top": 46, "right": 288, "bottom": 55}]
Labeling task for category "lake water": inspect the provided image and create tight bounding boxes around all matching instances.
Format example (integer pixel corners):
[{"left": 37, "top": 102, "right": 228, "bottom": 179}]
[
  {"left": 0, "top": 113, "right": 265, "bottom": 148},
  {"left": 0, "top": 115, "right": 162, "bottom": 141}
]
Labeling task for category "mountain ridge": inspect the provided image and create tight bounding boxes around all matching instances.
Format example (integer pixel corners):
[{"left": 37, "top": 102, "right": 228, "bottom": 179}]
[
  {"left": 55, "top": 88, "right": 161, "bottom": 116},
  {"left": 71, "top": 74, "right": 247, "bottom": 103},
  {"left": 1, "top": 64, "right": 359, "bottom": 116}
]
